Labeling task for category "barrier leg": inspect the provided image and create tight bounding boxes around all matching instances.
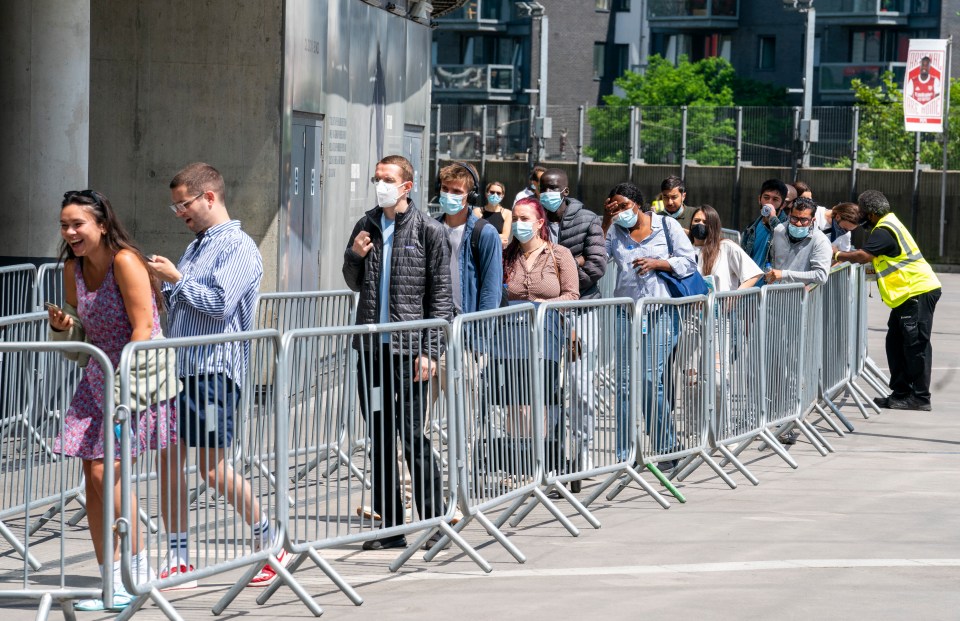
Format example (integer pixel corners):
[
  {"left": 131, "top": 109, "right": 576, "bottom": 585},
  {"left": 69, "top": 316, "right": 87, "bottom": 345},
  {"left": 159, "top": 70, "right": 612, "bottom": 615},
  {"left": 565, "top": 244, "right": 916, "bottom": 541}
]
[
  {"left": 304, "top": 548, "right": 363, "bottom": 605},
  {"left": 29, "top": 493, "right": 77, "bottom": 535},
  {"left": 718, "top": 437, "right": 753, "bottom": 469},
  {"left": 475, "top": 511, "right": 527, "bottom": 563},
  {"left": 258, "top": 553, "right": 310, "bottom": 604},
  {"left": 511, "top": 488, "right": 579, "bottom": 536},
  {"left": 492, "top": 492, "right": 533, "bottom": 530},
  {"left": 67, "top": 494, "right": 87, "bottom": 527},
  {"left": 821, "top": 395, "right": 855, "bottom": 433},
  {"left": 844, "top": 382, "right": 871, "bottom": 420},
  {"left": 861, "top": 369, "right": 891, "bottom": 398},
  {"left": 797, "top": 419, "right": 834, "bottom": 454},
  {"left": 674, "top": 453, "right": 706, "bottom": 482},
  {"left": 59, "top": 599, "right": 77, "bottom": 621},
  {"left": 696, "top": 450, "right": 738, "bottom": 489},
  {"left": 582, "top": 469, "right": 624, "bottom": 507},
  {"left": 606, "top": 466, "right": 671, "bottom": 509},
  {"left": 0, "top": 519, "right": 42, "bottom": 570},
  {"left": 758, "top": 429, "right": 799, "bottom": 467},
  {"left": 430, "top": 520, "right": 492, "bottom": 573},
  {"left": 645, "top": 464, "right": 686, "bottom": 503},
  {"left": 36, "top": 593, "right": 52, "bottom": 621},
  {"left": 114, "top": 592, "right": 169, "bottom": 621},
  {"left": 865, "top": 357, "right": 891, "bottom": 385},
  {"left": 812, "top": 403, "right": 847, "bottom": 437},
  {"left": 850, "top": 380, "right": 882, "bottom": 415},
  {"left": 550, "top": 483, "right": 601, "bottom": 529},
  {"left": 716, "top": 444, "right": 759, "bottom": 486}
]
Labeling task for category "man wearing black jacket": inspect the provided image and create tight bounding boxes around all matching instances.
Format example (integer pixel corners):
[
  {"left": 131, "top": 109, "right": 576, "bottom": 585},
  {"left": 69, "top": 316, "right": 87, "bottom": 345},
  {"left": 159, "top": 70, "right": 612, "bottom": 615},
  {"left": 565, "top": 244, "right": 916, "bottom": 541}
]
[
  {"left": 538, "top": 168, "right": 607, "bottom": 485},
  {"left": 342, "top": 154, "right": 453, "bottom": 551}
]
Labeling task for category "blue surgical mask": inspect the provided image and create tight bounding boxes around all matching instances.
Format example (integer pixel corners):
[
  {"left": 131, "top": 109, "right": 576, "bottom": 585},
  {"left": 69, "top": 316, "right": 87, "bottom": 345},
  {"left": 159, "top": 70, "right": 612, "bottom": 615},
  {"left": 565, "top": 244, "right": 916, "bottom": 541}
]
[
  {"left": 439, "top": 192, "right": 464, "bottom": 216},
  {"left": 615, "top": 208, "right": 638, "bottom": 229},
  {"left": 540, "top": 191, "right": 563, "bottom": 212},
  {"left": 487, "top": 194, "right": 502, "bottom": 206},
  {"left": 512, "top": 221, "right": 536, "bottom": 243},
  {"left": 787, "top": 223, "right": 810, "bottom": 239},
  {"left": 666, "top": 205, "right": 684, "bottom": 219}
]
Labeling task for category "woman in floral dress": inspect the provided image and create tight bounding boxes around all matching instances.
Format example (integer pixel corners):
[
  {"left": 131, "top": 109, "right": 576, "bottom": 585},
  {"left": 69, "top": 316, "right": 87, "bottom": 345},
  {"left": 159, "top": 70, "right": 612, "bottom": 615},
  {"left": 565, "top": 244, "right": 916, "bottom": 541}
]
[{"left": 48, "top": 190, "right": 177, "bottom": 610}]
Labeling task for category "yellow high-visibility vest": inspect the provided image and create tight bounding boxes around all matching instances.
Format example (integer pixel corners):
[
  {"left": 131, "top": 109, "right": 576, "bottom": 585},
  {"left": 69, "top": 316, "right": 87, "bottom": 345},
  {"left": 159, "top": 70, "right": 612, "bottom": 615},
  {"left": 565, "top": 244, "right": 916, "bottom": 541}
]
[{"left": 872, "top": 213, "right": 940, "bottom": 308}]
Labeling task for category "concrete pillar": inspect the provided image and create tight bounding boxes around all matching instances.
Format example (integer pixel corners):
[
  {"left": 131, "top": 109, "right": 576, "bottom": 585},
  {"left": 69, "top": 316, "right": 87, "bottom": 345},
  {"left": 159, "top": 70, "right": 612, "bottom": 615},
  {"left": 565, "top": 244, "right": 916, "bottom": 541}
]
[{"left": 0, "top": 0, "right": 90, "bottom": 261}]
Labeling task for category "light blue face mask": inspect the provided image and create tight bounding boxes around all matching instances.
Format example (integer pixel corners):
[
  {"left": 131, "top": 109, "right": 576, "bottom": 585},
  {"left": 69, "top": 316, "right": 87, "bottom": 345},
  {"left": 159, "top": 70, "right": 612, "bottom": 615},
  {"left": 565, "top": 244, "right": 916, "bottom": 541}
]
[
  {"left": 512, "top": 221, "right": 536, "bottom": 243},
  {"left": 439, "top": 192, "right": 464, "bottom": 216},
  {"left": 615, "top": 208, "right": 638, "bottom": 229},
  {"left": 666, "top": 205, "right": 684, "bottom": 219},
  {"left": 787, "top": 223, "right": 811, "bottom": 239},
  {"left": 487, "top": 193, "right": 503, "bottom": 206},
  {"left": 540, "top": 191, "right": 563, "bottom": 213}
]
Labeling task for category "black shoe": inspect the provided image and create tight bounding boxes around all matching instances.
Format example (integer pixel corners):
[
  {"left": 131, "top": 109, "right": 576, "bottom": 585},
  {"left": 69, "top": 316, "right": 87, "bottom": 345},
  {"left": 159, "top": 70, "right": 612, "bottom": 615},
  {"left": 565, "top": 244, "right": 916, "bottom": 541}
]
[
  {"left": 422, "top": 532, "right": 450, "bottom": 551},
  {"left": 887, "top": 396, "right": 932, "bottom": 411},
  {"left": 569, "top": 479, "right": 582, "bottom": 494},
  {"left": 655, "top": 459, "right": 678, "bottom": 473},
  {"left": 362, "top": 535, "right": 407, "bottom": 551},
  {"left": 874, "top": 396, "right": 891, "bottom": 408},
  {"left": 547, "top": 482, "right": 568, "bottom": 499},
  {"left": 778, "top": 431, "right": 799, "bottom": 445}
]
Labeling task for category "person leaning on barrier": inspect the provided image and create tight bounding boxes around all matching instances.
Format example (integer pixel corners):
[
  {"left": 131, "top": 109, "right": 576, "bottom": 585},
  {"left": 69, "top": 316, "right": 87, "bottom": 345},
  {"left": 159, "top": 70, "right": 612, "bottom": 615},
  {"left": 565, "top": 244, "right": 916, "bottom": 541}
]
[
  {"left": 343, "top": 154, "right": 453, "bottom": 551},
  {"left": 741, "top": 178, "right": 790, "bottom": 270},
  {"left": 827, "top": 201, "right": 859, "bottom": 256},
  {"left": 764, "top": 196, "right": 832, "bottom": 287},
  {"left": 47, "top": 190, "right": 177, "bottom": 611},
  {"left": 835, "top": 190, "right": 942, "bottom": 412},
  {"left": 538, "top": 168, "right": 607, "bottom": 478},
  {"left": 147, "top": 163, "right": 279, "bottom": 588},
  {"left": 659, "top": 175, "right": 694, "bottom": 234},
  {"left": 602, "top": 182, "right": 698, "bottom": 473},
  {"left": 689, "top": 205, "right": 763, "bottom": 291}
]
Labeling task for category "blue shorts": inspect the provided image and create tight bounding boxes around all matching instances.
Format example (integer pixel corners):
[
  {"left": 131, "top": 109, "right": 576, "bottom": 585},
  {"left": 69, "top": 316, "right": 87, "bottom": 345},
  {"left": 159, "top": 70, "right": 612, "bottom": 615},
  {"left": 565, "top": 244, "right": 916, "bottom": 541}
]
[{"left": 177, "top": 374, "right": 239, "bottom": 448}]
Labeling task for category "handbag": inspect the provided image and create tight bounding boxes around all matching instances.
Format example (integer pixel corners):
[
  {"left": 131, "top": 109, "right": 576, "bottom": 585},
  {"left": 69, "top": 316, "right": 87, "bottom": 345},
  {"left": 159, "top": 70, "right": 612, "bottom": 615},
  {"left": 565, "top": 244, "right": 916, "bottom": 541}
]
[{"left": 656, "top": 215, "right": 709, "bottom": 298}]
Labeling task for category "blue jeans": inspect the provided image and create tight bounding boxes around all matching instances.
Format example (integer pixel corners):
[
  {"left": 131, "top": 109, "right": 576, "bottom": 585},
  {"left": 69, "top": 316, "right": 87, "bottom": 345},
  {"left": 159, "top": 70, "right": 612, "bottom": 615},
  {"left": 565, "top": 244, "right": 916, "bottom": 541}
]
[{"left": 616, "top": 306, "right": 680, "bottom": 461}]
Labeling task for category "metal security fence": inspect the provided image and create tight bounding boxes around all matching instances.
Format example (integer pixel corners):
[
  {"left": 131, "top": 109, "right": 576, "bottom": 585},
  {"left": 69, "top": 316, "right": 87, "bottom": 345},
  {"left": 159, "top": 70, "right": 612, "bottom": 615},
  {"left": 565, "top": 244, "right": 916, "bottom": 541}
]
[{"left": 1, "top": 269, "right": 901, "bottom": 618}]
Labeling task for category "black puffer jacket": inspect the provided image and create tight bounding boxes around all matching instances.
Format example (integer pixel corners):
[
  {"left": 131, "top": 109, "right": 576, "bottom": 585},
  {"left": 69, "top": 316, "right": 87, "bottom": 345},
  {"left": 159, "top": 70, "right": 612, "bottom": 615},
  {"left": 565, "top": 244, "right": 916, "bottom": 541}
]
[
  {"left": 342, "top": 203, "right": 453, "bottom": 358},
  {"left": 554, "top": 198, "right": 607, "bottom": 299}
]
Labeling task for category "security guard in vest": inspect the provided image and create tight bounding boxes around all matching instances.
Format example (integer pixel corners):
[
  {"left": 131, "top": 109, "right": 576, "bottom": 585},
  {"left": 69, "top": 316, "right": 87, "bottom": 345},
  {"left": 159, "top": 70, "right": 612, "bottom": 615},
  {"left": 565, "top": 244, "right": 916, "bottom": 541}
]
[{"left": 836, "top": 190, "right": 942, "bottom": 411}]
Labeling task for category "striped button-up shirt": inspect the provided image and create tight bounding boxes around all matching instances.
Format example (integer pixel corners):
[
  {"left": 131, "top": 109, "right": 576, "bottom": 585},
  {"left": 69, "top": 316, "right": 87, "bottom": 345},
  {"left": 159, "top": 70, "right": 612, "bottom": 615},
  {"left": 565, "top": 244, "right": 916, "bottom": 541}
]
[{"left": 164, "top": 220, "right": 262, "bottom": 386}]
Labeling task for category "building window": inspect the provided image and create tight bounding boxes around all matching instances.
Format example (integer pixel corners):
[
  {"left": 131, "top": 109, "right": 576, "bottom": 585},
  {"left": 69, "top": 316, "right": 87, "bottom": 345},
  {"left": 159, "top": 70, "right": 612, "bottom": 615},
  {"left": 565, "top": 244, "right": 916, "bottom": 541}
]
[
  {"left": 593, "top": 43, "right": 605, "bottom": 79},
  {"left": 614, "top": 44, "right": 630, "bottom": 78},
  {"left": 758, "top": 36, "right": 776, "bottom": 70},
  {"left": 596, "top": 0, "right": 611, "bottom": 11},
  {"left": 614, "top": 0, "right": 631, "bottom": 10}
]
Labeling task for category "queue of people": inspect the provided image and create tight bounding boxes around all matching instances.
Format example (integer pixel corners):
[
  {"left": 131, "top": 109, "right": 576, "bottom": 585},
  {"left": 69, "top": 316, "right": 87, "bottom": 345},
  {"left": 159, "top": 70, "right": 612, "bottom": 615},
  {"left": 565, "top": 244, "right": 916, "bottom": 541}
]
[{"left": 45, "top": 159, "right": 939, "bottom": 604}]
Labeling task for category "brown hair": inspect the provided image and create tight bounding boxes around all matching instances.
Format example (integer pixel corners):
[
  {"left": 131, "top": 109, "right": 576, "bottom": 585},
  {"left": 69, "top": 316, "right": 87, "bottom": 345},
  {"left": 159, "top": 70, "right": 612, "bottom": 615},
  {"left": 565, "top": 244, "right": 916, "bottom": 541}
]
[
  {"left": 503, "top": 197, "right": 550, "bottom": 280},
  {"left": 170, "top": 162, "right": 226, "bottom": 202},
  {"left": 691, "top": 205, "right": 723, "bottom": 276},
  {"left": 378, "top": 155, "right": 414, "bottom": 183},
  {"left": 438, "top": 162, "right": 478, "bottom": 192},
  {"left": 831, "top": 201, "right": 860, "bottom": 225},
  {"left": 793, "top": 180, "right": 812, "bottom": 197},
  {"left": 59, "top": 190, "right": 164, "bottom": 309}
]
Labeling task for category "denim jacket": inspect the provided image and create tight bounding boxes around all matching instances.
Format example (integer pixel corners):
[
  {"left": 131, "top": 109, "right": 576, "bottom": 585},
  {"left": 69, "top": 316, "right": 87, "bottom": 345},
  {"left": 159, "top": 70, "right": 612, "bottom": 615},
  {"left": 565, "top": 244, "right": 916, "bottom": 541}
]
[{"left": 439, "top": 211, "right": 503, "bottom": 313}]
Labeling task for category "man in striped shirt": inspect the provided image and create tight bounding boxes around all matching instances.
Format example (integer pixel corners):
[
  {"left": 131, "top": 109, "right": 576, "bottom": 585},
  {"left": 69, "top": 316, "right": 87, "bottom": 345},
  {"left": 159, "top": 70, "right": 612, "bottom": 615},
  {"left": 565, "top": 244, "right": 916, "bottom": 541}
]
[{"left": 148, "top": 163, "right": 284, "bottom": 588}]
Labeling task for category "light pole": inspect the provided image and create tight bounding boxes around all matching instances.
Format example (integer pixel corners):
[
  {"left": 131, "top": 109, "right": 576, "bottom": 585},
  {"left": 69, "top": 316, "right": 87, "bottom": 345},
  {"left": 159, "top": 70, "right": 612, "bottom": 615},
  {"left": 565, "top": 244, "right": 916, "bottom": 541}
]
[
  {"left": 783, "top": 0, "right": 816, "bottom": 170},
  {"left": 517, "top": 2, "right": 547, "bottom": 164}
]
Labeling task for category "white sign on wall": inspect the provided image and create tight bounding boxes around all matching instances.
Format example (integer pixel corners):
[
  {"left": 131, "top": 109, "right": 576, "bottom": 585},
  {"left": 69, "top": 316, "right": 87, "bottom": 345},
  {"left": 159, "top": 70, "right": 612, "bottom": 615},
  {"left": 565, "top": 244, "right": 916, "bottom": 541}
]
[{"left": 903, "top": 39, "right": 948, "bottom": 133}]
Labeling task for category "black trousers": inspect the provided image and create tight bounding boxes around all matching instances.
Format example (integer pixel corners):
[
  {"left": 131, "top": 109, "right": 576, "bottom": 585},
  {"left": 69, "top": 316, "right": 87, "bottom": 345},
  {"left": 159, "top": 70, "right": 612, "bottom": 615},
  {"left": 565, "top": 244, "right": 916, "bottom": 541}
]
[
  {"left": 886, "top": 288, "right": 941, "bottom": 405},
  {"left": 356, "top": 343, "right": 444, "bottom": 529}
]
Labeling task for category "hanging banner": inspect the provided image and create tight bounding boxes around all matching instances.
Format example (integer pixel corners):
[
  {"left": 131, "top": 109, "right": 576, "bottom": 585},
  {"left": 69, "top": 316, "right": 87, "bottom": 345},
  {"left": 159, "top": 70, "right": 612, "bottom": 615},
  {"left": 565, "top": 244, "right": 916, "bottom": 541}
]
[{"left": 903, "top": 39, "right": 948, "bottom": 133}]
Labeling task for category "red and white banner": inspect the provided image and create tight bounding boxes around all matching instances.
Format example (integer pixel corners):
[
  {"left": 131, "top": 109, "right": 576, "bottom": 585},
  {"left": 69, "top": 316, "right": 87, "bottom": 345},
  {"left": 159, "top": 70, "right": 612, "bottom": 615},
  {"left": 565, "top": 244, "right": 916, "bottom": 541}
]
[{"left": 903, "top": 39, "right": 948, "bottom": 133}]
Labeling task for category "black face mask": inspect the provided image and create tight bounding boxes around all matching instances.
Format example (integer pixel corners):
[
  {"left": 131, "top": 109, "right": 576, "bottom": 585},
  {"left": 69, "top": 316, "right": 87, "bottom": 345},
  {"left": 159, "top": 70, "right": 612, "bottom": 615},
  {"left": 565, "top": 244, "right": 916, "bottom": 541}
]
[{"left": 691, "top": 223, "right": 708, "bottom": 240}]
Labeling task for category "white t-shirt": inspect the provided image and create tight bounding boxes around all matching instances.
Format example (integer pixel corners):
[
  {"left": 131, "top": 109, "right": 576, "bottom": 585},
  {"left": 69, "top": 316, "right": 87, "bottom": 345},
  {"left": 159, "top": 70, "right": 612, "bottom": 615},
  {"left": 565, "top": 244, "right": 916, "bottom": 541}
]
[
  {"left": 814, "top": 205, "right": 829, "bottom": 231},
  {"left": 700, "top": 239, "right": 764, "bottom": 292},
  {"left": 446, "top": 222, "right": 466, "bottom": 312},
  {"left": 512, "top": 187, "right": 535, "bottom": 207},
  {"left": 832, "top": 230, "right": 852, "bottom": 252}
]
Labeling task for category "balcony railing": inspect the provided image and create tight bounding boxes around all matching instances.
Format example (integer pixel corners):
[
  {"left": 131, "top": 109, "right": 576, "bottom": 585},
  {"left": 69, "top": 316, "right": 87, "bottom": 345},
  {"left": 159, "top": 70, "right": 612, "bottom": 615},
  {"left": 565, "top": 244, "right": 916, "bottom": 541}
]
[
  {"left": 819, "top": 62, "right": 907, "bottom": 95},
  {"left": 814, "top": 0, "right": 926, "bottom": 24},
  {"left": 434, "top": 0, "right": 508, "bottom": 27},
  {"left": 433, "top": 64, "right": 517, "bottom": 98},
  {"left": 648, "top": 0, "right": 738, "bottom": 19}
]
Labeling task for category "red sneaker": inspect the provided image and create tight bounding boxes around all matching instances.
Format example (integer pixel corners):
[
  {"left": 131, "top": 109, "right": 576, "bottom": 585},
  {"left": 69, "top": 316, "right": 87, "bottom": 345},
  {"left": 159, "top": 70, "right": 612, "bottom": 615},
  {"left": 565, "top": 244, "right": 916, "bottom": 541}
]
[
  {"left": 159, "top": 564, "right": 197, "bottom": 591},
  {"left": 248, "top": 549, "right": 290, "bottom": 587}
]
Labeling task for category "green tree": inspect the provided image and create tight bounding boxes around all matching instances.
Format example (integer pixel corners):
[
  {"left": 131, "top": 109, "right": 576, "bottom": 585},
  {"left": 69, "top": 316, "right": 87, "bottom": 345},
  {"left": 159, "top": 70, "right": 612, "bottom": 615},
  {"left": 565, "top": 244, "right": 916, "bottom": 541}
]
[
  {"left": 585, "top": 55, "right": 786, "bottom": 164},
  {"left": 849, "top": 70, "right": 960, "bottom": 170}
]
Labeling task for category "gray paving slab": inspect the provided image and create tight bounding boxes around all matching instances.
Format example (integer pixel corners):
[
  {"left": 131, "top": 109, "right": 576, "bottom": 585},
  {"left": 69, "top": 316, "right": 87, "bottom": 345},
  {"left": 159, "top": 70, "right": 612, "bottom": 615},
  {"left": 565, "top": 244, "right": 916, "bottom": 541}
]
[{"left": 2, "top": 274, "right": 958, "bottom": 620}]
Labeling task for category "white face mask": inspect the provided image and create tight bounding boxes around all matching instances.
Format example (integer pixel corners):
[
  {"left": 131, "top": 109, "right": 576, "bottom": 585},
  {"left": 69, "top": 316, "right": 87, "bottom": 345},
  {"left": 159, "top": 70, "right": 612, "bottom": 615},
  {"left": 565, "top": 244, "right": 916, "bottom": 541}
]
[{"left": 376, "top": 181, "right": 405, "bottom": 209}]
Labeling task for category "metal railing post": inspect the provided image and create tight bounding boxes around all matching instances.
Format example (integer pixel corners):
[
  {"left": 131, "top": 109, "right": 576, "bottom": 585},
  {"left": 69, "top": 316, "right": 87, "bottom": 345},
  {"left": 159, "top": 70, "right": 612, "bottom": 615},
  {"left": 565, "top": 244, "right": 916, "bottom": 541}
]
[
  {"left": 733, "top": 106, "right": 743, "bottom": 232},
  {"left": 680, "top": 105, "right": 688, "bottom": 179},
  {"left": 850, "top": 106, "right": 860, "bottom": 202},
  {"left": 628, "top": 106, "right": 637, "bottom": 164},
  {"left": 577, "top": 105, "right": 585, "bottom": 198},
  {"left": 480, "top": 104, "right": 488, "bottom": 180},
  {"left": 432, "top": 104, "right": 441, "bottom": 182}
]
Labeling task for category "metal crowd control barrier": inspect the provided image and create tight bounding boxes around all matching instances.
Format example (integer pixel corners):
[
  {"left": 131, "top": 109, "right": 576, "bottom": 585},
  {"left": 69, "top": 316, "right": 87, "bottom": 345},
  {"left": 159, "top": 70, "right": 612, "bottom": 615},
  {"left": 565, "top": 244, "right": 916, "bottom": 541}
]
[
  {"left": 597, "top": 262, "right": 619, "bottom": 299},
  {"left": 261, "top": 318, "right": 483, "bottom": 609},
  {"left": 720, "top": 228, "right": 741, "bottom": 245},
  {"left": 0, "top": 264, "right": 37, "bottom": 317},
  {"left": 850, "top": 265, "right": 892, "bottom": 401},
  {"left": 611, "top": 295, "right": 730, "bottom": 496},
  {"left": 34, "top": 264, "right": 65, "bottom": 312},
  {"left": 426, "top": 304, "right": 544, "bottom": 564},
  {"left": 113, "top": 329, "right": 319, "bottom": 620},
  {"left": 515, "top": 300, "right": 671, "bottom": 527},
  {"left": 702, "top": 288, "right": 787, "bottom": 485},
  {"left": 758, "top": 283, "right": 833, "bottom": 457},
  {"left": 0, "top": 338, "right": 117, "bottom": 620},
  {"left": 817, "top": 263, "right": 877, "bottom": 422}
]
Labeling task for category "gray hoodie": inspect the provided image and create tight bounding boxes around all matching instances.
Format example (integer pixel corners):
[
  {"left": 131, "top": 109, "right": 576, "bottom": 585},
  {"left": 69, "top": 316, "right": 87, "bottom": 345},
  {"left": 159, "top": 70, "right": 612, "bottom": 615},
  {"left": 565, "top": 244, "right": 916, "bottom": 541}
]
[{"left": 769, "top": 223, "right": 832, "bottom": 286}]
